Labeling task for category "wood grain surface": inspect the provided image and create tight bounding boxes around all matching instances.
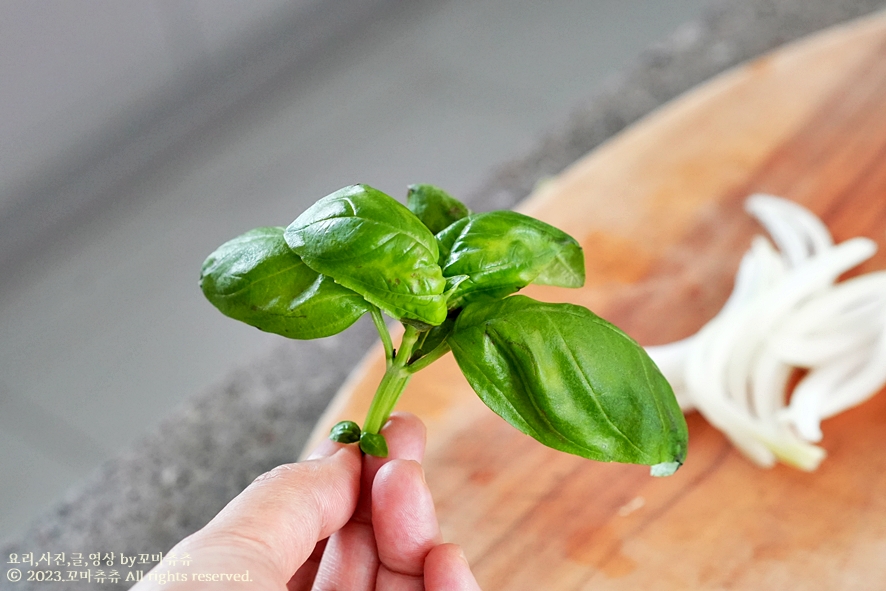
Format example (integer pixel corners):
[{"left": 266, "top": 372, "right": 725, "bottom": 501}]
[{"left": 304, "top": 12, "right": 886, "bottom": 589}]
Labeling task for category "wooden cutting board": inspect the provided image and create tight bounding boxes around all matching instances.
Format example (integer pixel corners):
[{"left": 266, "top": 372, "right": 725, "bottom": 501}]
[{"left": 304, "top": 12, "right": 886, "bottom": 589}]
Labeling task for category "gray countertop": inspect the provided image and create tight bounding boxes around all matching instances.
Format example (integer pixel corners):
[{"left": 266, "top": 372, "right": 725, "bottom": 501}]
[{"left": 3, "top": 0, "right": 884, "bottom": 588}]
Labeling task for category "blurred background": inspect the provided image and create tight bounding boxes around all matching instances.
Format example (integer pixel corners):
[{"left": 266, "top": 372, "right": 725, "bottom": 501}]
[{"left": 0, "top": 0, "right": 712, "bottom": 538}]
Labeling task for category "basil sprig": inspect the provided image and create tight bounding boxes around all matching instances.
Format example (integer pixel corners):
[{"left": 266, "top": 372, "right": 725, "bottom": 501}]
[{"left": 200, "top": 184, "right": 688, "bottom": 475}]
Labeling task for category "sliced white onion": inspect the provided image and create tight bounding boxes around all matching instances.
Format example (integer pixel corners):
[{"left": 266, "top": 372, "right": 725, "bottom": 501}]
[
  {"left": 745, "top": 193, "right": 833, "bottom": 265},
  {"left": 646, "top": 195, "right": 886, "bottom": 470}
]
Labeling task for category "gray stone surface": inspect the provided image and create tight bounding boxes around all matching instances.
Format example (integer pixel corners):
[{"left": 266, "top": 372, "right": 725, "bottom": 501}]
[{"left": 3, "top": 0, "right": 885, "bottom": 588}]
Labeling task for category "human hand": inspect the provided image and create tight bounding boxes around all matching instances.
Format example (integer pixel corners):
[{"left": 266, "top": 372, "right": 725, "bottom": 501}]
[{"left": 134, "top": 412, "right": 480, "bottom": 590}]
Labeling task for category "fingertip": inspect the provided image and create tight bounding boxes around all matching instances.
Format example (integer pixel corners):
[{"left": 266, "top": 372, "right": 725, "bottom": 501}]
[
  {"left": 373, "top": 458, "right": 427, "bottom": 492},
  {"left": 379, "top": 411, "right": 427, "bottom": 463},
  {"left": 424, "top": 544, "right": 482, "bottom": 591},
  {"left": 371, "top": 458, "right": 429, "bottom": 511},
  {"left": 329, "top": 443, "right": 364, "bottom": 472},
  {"left": 427, "top": 543, "right": 468, "bottom": 567},
  {"left": 386, "top": 410, "right": 426, "bottom": 436},
  {"left": 305, "top": 436, "right": 346, "bottom": 460},
  {"left": 303, "top": 441, "right": 363, "bottom": 487}
]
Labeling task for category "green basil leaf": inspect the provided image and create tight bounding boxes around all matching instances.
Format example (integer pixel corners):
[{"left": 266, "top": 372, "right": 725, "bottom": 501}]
[
  {"left": 437, "top": 211, "right": 585, "bottom": 307},
  {"left": 532, "top": 233, "right": 586, "bottom": 287},
  {"left": 435, "top": 217, "right": 470, "bottom": 265},
  {"left": 284, "top": 184, "right": 447, "bottom": 326},
  {"left": 448, "top": 295, "right": 688, "bottom": 471},
  {"left": 200, "top": 227, "right": 369, "bottom": 339},
  {"left": 406, "top": 184, "right": 471, "bottom": 234}
]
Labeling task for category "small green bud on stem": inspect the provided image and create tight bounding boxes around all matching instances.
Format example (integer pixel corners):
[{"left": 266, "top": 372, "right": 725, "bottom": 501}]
[
  {"left": 330, "top": 420, "right": 362, "bottom": 444},
  {"left": 359, "top": 432, "right": 389, "bottom": 457}
]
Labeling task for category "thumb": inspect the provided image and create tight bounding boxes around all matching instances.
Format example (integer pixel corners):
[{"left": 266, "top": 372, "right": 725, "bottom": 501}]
[{"left": 135, "top": 442, "right": 361, "bottom": 589}]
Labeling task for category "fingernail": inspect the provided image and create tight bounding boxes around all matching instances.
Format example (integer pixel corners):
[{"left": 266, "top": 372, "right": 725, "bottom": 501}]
[
  {"left": 306, "top": 438, "right": 340, "bottom": 460},
  {"left": 455, "top": 546, "right": 468, "bottom": 565}
]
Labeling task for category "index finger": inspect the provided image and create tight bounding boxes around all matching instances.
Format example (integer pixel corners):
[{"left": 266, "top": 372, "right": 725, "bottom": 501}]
[{"left": 136, "top": 442, "right": 362, "bottom": 590}]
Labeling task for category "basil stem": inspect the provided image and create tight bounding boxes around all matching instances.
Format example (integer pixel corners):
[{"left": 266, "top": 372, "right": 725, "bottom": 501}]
[
  {"left": 406, "top": 341, "right": 451, "bottom": 374},
  {"left": 362, "top": 324, "right": 422, "bottom": 438},
  {"left": 370, "top": 306, "right": 395, "bottom": 368}
]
